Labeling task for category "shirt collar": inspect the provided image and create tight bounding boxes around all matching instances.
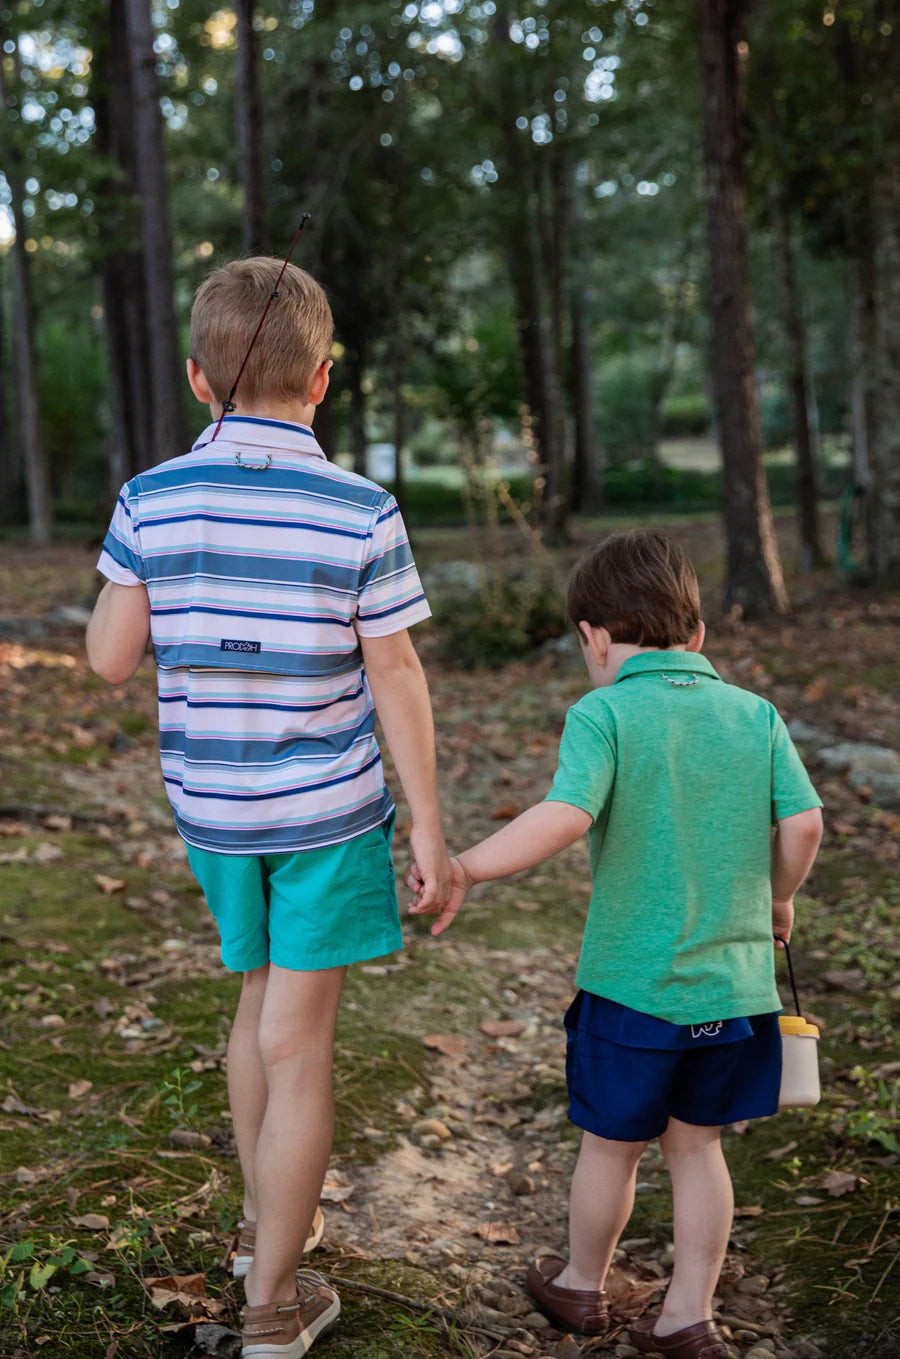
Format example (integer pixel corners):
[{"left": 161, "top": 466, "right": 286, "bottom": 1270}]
[
  {"left": 614, "top": 651, "right": 721, "bottom": 684},
  {"left": 191, "top": 415, "right": 327, "bottom": 459}
]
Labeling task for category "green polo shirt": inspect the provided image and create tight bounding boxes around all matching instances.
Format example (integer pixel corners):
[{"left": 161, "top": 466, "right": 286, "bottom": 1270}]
[{"left": 547, "top": 651, "right": 821, "bottom": 1025}]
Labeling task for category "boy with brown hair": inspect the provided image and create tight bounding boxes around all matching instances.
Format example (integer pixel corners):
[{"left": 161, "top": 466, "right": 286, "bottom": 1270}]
[
  {"left": 87, "top": 257, "right": 451, "bottom": 1358},
  {"left": 409, "top": 529, "right": 823, "bottom": 1359}
]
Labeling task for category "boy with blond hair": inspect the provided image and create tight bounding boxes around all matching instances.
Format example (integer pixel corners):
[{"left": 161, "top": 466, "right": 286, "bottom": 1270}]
[
  {"left": 410, "top": 529, "right": 823, "bottom": 1359},
  {"left": 88, "top": 257, "right": 451, "bottom": 1358}
]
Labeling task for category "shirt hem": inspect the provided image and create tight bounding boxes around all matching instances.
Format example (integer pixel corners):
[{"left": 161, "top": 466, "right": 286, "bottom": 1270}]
[
  {"left": 176, "top": 804, "right": 395, "bottom": 857},
  {"left": 575, "top": 981, "right": 783, "bottom": 1028}
]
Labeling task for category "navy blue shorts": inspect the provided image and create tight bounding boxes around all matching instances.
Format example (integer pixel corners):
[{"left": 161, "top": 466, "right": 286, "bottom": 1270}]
[{"left": 564, "top": 991, "right": 782, "bottom": 1143}]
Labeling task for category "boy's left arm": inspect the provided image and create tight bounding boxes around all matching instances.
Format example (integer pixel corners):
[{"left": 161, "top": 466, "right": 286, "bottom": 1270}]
[
  {"left": 409, "top": 800, "right": 592, "bottom": 936},
  {"left": 86, "top": 581, "right": 151, "bottom": 685}
]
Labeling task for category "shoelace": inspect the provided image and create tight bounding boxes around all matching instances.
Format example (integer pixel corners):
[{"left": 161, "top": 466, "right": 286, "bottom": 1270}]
[{"left": 295, "top": 1267, "right": 331, "bottom": 1298}]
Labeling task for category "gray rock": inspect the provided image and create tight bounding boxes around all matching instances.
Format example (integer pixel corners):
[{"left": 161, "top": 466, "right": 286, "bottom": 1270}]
[
  {"left": 50, "top": 605, "right": 92, "bottom": 626},
  {"left": 786, "top": 719, "right": 832, "bottom": 751},
  {"left": 818, "top": 741, "right": 900, "bottom": 808},
  {"left": 523, "top": 1312, "right": 552, "bottom": 1330},
  {"left": 190, "top": 1323, "right": 241, "bottom": 1358},
  {"left": 735, "top": 1274, "right": 769, "bottom": 1296}
]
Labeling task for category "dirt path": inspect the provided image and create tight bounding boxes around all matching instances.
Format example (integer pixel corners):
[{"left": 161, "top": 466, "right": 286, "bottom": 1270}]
[{"left": 2, "top": 543, "right": 899, "bottom": 1359}]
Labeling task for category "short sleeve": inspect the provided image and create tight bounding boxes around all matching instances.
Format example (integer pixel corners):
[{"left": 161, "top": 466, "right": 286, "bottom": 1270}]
[
  {"left": 97, "top": 484, "right": 145, "bottom": 586},
  {"left": 546, "top": 707, "right": 617, "bottom": 822},
  {"left": 355, "top": 495, "right": 431, "bottom": 637},
  {"left": 771, "top": 713, "right": 822, "bottom": 822}
]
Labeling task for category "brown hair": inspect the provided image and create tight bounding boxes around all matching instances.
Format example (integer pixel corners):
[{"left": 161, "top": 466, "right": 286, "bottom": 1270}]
[
  {"left": 190, "top": 257, "right": 333, "bottom": 407},
  {"left": 566, "top": 528, "right": 701, "bottom": 648}
]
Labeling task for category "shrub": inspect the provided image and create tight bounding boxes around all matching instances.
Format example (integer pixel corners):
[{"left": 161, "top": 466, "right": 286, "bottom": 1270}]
[
  {"left": 659, "top": 392, "right": 711, "bottom": 439},
  {"left": 431, "top": 567, "right": 567, "bottom": 669},
  {"left": 594, "top": 353, "right": 659, "bottom": 461}
]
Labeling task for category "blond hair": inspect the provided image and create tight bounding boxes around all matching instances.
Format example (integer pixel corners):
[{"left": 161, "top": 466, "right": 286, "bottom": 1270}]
[{"left": 189, "top": 257, "right": 333, "bottom": 407}]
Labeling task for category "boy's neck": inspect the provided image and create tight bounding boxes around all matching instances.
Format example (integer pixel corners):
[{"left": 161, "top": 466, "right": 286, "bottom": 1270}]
[
  {"left": 593, "top": 641, "right": 700, "bottom": 689},
  {"left": 210, "top": 398, "right": 318, "bottom": 428}
]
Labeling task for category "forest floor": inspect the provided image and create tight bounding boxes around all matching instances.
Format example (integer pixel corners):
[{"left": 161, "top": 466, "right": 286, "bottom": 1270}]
[{"left": 0, "top": 515, "right": 898, "bottom": 1359}]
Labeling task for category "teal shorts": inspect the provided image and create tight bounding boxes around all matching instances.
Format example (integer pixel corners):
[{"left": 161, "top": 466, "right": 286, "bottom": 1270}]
[{"left": 185, "top": 819, "right": 402, "bottom": 973}]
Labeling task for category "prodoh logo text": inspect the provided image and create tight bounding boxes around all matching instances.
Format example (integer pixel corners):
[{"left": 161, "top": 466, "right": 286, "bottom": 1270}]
[{"left": 220, "top": 639, "right": 262, "bottom": 653}]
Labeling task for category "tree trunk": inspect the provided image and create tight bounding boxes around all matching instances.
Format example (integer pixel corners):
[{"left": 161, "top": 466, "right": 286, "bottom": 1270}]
[
  {"left": 346, "top": 342, "right": 367, "bottom": 477},
  {"left": 392, "top": 344, "right": 406, "bottom": 518},
  {"left": 0, "top": 37, "right": 53, "bottom": 542},
  {"left": 93, "top": 1, "right": 157, "bottom": 483},
  {"left": 697, "top": 0, "right": 787, "bottom": 614},
  {"left": 0, "top": 249, "right": 22, "bottom": 520},
  {"left": 314, "top": 380, "right": 335, "bottom": 461},
  {"left": 769, "top": 183, "right": 825, "bottom": 568},
  {"left": 868, "top": 159, "right": 900, "bottom": 585},
  {"left": 235, "top": 0, "right": 267, "bottom": 256},
  {"left": 493, "top": 6, "right": 567, "bottom": 544},
  {"left": 569, "top": 278, "right": 602, "bottom": 512},
  {"left": 123, "top": 0, "right": 187, "bottom": 461}
]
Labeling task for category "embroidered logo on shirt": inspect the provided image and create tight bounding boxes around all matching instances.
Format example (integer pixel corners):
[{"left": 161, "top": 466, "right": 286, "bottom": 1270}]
[
  {"left": 220, "top": 639, "right": 261, "bottom": 653},
  {"left": 690, "top": 1021, "right": 724, "bottom": 1039}
]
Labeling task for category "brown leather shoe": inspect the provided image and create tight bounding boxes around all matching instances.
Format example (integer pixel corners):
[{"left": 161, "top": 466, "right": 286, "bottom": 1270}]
[
  {"left": 629, "top": 1316, "right": 728, "bottom": 1359},
  {"left": 525, "top": 1255, "right": 609, "bottom": 1336}
]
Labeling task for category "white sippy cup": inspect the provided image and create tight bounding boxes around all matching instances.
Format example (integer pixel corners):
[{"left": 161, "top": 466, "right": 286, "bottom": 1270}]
[{"left": 775, "top": 937, "right": 821, "bottom": 1109}]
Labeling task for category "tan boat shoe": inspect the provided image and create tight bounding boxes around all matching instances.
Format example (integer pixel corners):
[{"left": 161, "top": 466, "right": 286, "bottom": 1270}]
[
  {"left": 232, "top": 1206, "right": 325, "bottom": 1279},
  {"left": 240, "top": 1270, "right": 340, "bottom": 1358}
]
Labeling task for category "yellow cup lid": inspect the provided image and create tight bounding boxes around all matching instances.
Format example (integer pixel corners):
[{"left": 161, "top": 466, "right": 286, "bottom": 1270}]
[{"left": 779, "top": 1015, "right": 820, "bottom": 1038}]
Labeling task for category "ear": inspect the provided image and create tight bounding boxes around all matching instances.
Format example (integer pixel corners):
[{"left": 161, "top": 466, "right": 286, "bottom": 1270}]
[
  {"left": 307, "top": 359, "right": 332, "bottom": 407},
  {"left": 578, "top": 621, "right": 611, "bottom": 668},
  {"left": 186, "top": 358, "right": 216, "bottom": 406},
  {"left": 685, "top": 620, "right": 706, "bottom": 653}
]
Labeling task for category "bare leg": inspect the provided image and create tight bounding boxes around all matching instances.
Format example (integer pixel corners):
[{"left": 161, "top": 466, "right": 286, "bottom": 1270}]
[
  {"left": 227, "top": 965, "right": 269, "bottom": 1220},
  {"left": 554, "top": 1131, "right": 648, "bottom": 1292},
  {"left": 244, "top": 964, "right": 346, "bottom": 1308},
  {"left": 655, "top": 1118, "right": 733, "bottom": 1336}
]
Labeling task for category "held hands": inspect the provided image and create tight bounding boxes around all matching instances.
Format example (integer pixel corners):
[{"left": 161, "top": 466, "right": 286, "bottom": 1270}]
[
  {"left": 772, "top": 896, "right": 794, "bottom": 948},
  {"left": 406, "top": 855, "right": 473, "bottom": 936},
  {"left": 407, "top": 824, "right": 454, "bottom": 922}
]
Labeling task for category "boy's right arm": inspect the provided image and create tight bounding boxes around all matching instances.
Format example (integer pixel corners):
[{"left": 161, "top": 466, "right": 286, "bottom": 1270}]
[
  {"left": 86, "top": 581, "right": 151, "bottom": 685},
  {"left": 771, "top": 806, "right": 823, "bottom": 945},
  {"left": 360, "top": 629, "right": 451, "bottom": 912}
]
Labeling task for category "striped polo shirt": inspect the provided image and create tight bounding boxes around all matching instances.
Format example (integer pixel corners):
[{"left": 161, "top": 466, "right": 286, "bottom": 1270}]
[{"left": 97, "top": 416, "right": 431, "bottom": 854}]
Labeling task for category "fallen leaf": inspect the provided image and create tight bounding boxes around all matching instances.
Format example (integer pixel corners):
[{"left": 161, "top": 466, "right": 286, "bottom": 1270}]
[
  {"left": 320, "top": 1171, "right": 355, "bottom": 1203},
  {"left": 73, "top": 1213, "right": 110, "bottom": 1231},
  {"left": 489, "top": 803, "right": 520, "bottom": 821},
  {"left": 33, "top": 841, "right": 64, "bottom": 863},
  {"left": 95, "top": 874, "right": 127, "bottom": 895},
  {"left": 143, "top": 1271, "right": 225, "bottom": 1318},
  {"left": 733, "top": 1204, "right": 764, "bottom": 1218},
  {"left": 765, "top": 1140, "right": 798, "bottom": 1161},
  {"left": 69, "top": 1079, "right": 93, "bottom": 1100},
  {"left": 795, "top": 1194, "right": 824, "bottom": 1206},
  {"left": 474, "top": 1221, "right": 520, "bottom": 1245},
  {"left": 479, "top": 1019, "right": 525, "bottom": 1038},
  {"left": 822, "top": 1170, "right": 859, "bottom": 1197},
  {"left": 145, "top": 1272, "right": 207, "bottom": 1299},
  {"left": 169, "top": 1129, "right": 211, "bottom": 1150},
  {"left": 603, "top": 1261, "right": 667, "bottom": 1317},
  {"left": 423, "top": 1033, "right": 468, "bottom": 1059},
  {"left": 43, "top": 814, "right": 72, "bottom": 831}
]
